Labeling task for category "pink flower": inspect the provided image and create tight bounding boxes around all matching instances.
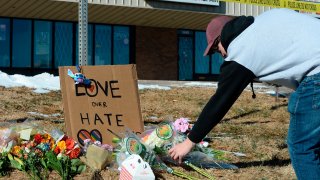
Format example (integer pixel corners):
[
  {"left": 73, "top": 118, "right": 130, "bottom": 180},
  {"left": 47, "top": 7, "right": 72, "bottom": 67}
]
[
  {"left": 101, "top": 144, "right": 113, "bottom": 151},
  {"left": 93, "top": 141, "right": 102, "bottom": 146},
  {"left": 83, "top": 139, "right": 92, "bottom": 145},
  {"left": 173, "top": 118, "right": 190, "bottom": 133}
]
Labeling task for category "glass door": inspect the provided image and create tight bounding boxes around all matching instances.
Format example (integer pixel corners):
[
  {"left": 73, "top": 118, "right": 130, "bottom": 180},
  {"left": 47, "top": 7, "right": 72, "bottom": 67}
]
[{"left": 178, "top": 36, "right": 193, "bottom": 80}]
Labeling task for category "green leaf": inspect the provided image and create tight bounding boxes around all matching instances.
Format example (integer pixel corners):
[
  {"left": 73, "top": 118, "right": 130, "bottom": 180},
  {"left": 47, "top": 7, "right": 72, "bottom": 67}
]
[
  {"left": 71, "top": 158, "right": 81, "bottom": 166},
  {"left": 7, "top": 154, "right": 13, "bottom": 161},
  {"left": 10, "top": 159, "right": 23, "bottom": 170},
  {"left": 40, "top": 158, "right": 47, "bottom": 168},
  {"left": 45, "top": 151, "right": 63, "bottom": 176},
  {"left": 71, "top": 166, "right": 77, "bottom": 172},
  {"left": 154, "top": 146, "right": 166, "bottom": 155},
  {"left": 77, "top": 165, "right": 86, "bottom": 174},
  {"left": 112, "top": 137, "right": 121, "bottom": 143}
]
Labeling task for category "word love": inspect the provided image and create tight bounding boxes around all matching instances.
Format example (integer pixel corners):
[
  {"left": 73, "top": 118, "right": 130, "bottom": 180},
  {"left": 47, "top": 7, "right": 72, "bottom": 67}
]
[{"left": 75, "top": 80, "right": 121, "bottom": 98}]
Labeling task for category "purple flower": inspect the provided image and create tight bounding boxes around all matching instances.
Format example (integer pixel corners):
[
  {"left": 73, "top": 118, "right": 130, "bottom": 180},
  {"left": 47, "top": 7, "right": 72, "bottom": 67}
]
[
  {"left": 82, "top": 139, "right": 93, "bottom": 152},
  {"left": 173, "top": 118, "right": 190, "bottom": 133},
  {"left": 101, "top": 144, "right": 113, "bottom": 151}
]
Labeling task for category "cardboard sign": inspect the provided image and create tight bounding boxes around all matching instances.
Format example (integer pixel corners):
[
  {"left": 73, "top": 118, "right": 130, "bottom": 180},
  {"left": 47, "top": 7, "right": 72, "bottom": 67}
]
[
  {"left": 120, "top": 154, "right": 155, "bottom": 180},
  {"left": 59, "top": 65, "right": 144, "bottom": 145}
]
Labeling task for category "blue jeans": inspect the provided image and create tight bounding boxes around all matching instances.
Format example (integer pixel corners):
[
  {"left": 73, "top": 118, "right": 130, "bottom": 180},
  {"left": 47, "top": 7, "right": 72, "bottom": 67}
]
[{"left": 288, "top": 73, "right": 320, "bottom": 180}]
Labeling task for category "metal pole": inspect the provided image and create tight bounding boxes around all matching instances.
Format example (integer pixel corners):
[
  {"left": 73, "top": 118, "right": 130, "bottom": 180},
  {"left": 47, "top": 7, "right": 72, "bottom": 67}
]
[{"left": 78, "top": 0, "right": 88, "bottom": 66}]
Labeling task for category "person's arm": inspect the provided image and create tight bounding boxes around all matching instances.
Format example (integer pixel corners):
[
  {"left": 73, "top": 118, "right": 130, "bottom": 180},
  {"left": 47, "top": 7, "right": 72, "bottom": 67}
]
[{"left": 188, "top": 60, "right": 256, "bottom": 143}]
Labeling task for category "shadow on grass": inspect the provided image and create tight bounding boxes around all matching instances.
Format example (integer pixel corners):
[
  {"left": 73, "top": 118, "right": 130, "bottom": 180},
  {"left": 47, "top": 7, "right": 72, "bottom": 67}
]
[
  {"left": 234, "top": 157, "right": 291, "bottom": 168},
  {"left": 270, "top": 103, "right": 288, "bottom": 110},
  {"left": 223, "top": 109, "right": 261, "bottom": 122},
  {"left": 240, "top": 120, "right": 272, "bottom": 125},
  {"left": 223, "top": 103, "right": 288, "bottom": 122}
]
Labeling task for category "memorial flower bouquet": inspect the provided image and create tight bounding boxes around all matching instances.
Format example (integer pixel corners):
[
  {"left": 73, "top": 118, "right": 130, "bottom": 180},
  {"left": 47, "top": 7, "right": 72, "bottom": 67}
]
[
  {"left": 113, "top": 131, "right": 198, "bottom": 179},
  {"left": 0, "top": 126, "right": 86, "bottom": 180},
  {"left": 171, "top": 118, "right": 227, "bottom": 161},
  {"left": 45, "top": 134, "right": 86, "bottom": 180},
  {"left": 140, "top": 121, "right": 215, "bottom": 179},
  {"left": 151, "top": 118, "right": 238, "bottom": 170},
  {"left": 7, "top": 132, "right": 56, "bottom": 179}
]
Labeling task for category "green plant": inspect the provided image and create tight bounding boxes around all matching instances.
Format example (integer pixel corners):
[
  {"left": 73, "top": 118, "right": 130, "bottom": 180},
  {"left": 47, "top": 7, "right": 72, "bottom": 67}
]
[
  {"left": 0, "top": 153, "right": 10, "bottom": 176},
  {"left": 45, "top": 150, "right": 86, "bottom": 180}
]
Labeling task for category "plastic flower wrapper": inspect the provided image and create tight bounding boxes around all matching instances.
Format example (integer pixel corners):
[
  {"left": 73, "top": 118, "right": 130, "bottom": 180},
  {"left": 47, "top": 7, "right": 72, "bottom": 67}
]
[
  {"left": 140, "top": 122, "right": 175, "bottom": 150},
  {"left": 0, "top": 126, "right": 13, "bottom": 176},
  {"left": 11, "top": 120, "right": 46, "bottom": 137},
  {"left": 140, "top": 121, "right": 215, "bottom": 179},
  {"left": 158, "top": 119, "right": 238, "bottom": 173},
  {"left": 114, "top": 130, "right": 198, "bottom": 180},
  {"left": 0, "top": 128, "right": 18, "bottom": 154},
  {"left": 80, "top": 139, "right": 114, "bottom": 170},
  {"left": 170, "top": 118, "right": 229, "bottom": 161}
]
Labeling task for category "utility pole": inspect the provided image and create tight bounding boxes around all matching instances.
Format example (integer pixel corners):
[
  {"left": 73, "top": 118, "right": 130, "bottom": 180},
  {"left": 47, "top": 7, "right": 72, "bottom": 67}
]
[{"left": 78, "top": 0, "right": 88, "bottom": 66}]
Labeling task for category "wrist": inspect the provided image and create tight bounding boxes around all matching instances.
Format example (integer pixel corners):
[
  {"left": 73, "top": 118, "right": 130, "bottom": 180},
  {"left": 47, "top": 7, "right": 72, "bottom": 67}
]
[{"left": 186, "top": 138, "right": 196, "bottom": 147}]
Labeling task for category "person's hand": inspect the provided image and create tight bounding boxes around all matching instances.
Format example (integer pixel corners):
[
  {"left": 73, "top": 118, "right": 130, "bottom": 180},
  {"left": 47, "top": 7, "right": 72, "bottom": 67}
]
[{"left": 168, "top": 138, "right": 195, "bottom": 164}]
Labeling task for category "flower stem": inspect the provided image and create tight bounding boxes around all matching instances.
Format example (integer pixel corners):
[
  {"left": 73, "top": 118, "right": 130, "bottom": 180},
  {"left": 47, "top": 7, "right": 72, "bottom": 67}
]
[
  {"left": 172, "top": 170, "right": 198, "bottom": 180},
  {"left": 184, "top": 161, "right": 215, "bottom": 180}
]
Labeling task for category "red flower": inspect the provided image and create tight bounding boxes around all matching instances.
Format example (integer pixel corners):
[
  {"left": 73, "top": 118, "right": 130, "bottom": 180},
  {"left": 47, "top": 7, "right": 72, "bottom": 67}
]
[
  {"left": 68, "top": 147, "right": 81, "bottom": 159},
  {"left": 66, "top": 138, "right": 75, "bottom": 150},
  {"left": 54, "top": 146, "right": 60, "bottom": 154},
  {"left": 34, "top": 134, "right": 43, "bottom": 144},
  {"left": 61, "top": 135, "right": 67, "bottom": 141}
]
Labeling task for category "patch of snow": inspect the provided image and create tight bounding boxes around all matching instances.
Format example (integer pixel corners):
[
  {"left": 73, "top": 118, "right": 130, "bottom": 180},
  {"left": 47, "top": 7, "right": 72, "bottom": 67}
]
[
  {"left": 0, "top": 71, "right": 60, "bottom": 93},
  {"left": 138, "top": 84, "right": 171, "bottom": 90}
]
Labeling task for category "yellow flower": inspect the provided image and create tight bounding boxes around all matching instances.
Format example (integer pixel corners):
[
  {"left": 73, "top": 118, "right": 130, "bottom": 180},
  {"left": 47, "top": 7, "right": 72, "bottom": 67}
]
[
  {"left": 50, "top": 141, "right": 55, "bottom": 149},
  {"left": 57, "top": 141, "right": 66, "bottom": 152},
  {"left": 44, "top": 133, "right": 51, "bottom": 141},
  {"left": 11, "top": 146, "right": 22, "bottom": 156}
]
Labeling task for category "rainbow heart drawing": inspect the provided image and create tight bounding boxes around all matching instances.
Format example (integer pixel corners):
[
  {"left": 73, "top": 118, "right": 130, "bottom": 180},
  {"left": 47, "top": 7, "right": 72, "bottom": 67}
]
[{"left": 77, "top": 129, "right": 102, "bottom": 146}]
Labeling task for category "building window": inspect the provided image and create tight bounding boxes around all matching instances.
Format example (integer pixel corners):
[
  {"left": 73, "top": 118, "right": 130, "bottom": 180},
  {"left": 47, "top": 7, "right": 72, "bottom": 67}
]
[
  {"left": 34, "top": 21, "right": 52, "bottom": 68},
  {"left": 12, "top": 19, "right": 32, "bottom": 68},
  {"left": 95, "top": 25, "right": 111, "bottom": 65},
  {"left": 55, "top": 22, "right": 73, "bottom": 68},
  {"left": 113, "top": 26, "right": 129, "bottom": 65},
  {"left": 0, "top": 18, "right": 10, "bottom": 67},
  {"left": 1, "top": 18, "right": 132, "bottom": 75}
]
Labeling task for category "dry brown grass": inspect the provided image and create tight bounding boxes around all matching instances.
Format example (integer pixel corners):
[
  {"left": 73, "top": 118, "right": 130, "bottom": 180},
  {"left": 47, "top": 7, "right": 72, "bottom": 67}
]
[{"left": 0, "top": 86, "right": 296, "bottom": 180}]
